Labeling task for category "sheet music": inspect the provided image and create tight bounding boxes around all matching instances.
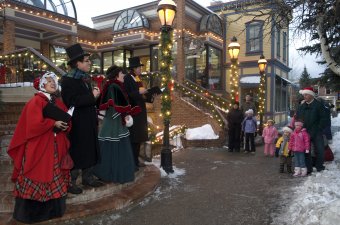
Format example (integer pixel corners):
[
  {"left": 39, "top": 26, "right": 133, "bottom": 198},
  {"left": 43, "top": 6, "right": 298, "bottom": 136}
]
[{"left": 67, "top": 106, "right": 74, "bottom": 116}]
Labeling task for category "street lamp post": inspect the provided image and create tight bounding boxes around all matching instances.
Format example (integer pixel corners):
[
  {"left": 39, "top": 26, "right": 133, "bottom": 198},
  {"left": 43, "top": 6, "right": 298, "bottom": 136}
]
[
  {"left": 227, "top": 36, "right": 240, "bottom": 103},
  {"left": 158, "top": 0, "right": 177, "bottom": 174},
  {"left": 257, "top": 54, "right": 267, "bottom": 135}
]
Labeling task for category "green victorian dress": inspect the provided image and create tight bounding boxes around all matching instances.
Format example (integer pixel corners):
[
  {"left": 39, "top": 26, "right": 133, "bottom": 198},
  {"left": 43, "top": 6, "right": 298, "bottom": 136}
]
[{"left": 93, "top": 79, "right": 140, "bottom": 184}]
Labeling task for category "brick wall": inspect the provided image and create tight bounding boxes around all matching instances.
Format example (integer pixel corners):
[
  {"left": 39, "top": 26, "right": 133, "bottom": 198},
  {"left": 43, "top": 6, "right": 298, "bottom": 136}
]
[
  {"left": 3, "top": 20, "right": 15, "bottom": 54},
  {"left": 149, "top": 92, "right": 223, "bottom": 134}
]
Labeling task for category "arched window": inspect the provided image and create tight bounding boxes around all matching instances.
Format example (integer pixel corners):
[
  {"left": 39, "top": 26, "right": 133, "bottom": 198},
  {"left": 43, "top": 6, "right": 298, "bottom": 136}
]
[
  {"left": 113, "top": 9, "right": 149, "bottom": 32},
  {"left": 13, "top": 0, "right": 77, "bottom": 19},
  {"left": 200, "top": 14, "right": 222, "bottom": 36}
]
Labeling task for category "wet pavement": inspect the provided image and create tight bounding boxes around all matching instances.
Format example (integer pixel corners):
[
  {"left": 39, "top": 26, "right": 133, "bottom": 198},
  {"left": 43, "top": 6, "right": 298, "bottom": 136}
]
[{"left": 55, "top": 146, "right": 301, "bottom": 225}]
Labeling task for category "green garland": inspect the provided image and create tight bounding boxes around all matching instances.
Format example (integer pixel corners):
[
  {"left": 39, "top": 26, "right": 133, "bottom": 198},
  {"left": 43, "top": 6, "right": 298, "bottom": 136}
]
[
  {"left": 258, "top": 72, "right": 266, "bottom": 115},
  {"left": 159, "top": 29, "right": 174, "bottom": 124}
]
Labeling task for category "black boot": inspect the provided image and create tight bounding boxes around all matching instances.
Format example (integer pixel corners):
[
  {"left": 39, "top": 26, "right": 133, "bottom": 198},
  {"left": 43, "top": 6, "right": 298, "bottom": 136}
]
[
  {"left": 68, "top": 181, "right": 83, "bottom": 194},
  {"left": 82, "top": 167, "right": 104, "bottom": 188}
]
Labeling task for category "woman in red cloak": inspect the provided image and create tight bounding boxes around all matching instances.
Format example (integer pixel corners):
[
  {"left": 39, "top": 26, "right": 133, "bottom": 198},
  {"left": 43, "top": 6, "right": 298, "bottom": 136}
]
[{"left": 7, "top": 72, "right": 71, "bottom": 224}]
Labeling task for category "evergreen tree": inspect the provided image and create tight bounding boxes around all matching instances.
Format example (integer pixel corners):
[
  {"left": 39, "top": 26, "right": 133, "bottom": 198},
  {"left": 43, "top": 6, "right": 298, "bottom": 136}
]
[{"left": 299, "top": 66, "right": 312, "bottom": 88}]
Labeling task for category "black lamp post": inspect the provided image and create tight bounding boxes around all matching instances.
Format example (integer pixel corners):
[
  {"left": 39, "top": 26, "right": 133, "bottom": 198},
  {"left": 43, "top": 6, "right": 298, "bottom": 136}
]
[
  {"left": 227, "top": 36, "right": 240, "bottom": 103},
  {"left": 158, "top": 0, "right": 177, "bottom": 174},
  {"left": 257, "top": 54, "right": 267, "bottom": 135}
]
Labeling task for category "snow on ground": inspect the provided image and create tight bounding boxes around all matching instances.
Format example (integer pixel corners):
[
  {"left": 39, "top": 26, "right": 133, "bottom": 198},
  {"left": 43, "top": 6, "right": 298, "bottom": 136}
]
[
  {"left": 185, "top": 124, "right": 219, "bottom": 140},
  {"left": 272, "top": 115, "right": 340, "bottom": 225}
]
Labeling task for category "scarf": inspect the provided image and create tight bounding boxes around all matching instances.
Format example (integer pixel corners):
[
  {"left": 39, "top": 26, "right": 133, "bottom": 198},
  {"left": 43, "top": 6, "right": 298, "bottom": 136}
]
[
  {"left": 63, "top": 68, "right": 89, "bottom": 80},
  {"left": 279, "top": 135, "right": 289, "bottom": 155},
  {"left": 131, "top": 72, "right": 143, "bottom": 88}
]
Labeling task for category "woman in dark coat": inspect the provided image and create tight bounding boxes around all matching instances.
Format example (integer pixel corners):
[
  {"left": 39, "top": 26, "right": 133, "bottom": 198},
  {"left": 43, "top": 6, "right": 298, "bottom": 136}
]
[
  {"left": 61, "top": 43, "right": 103, "bottom": 194},
  {"left": 124, "top": 57, "right": 151, "bottom": 168},
  {"left": 227, "top": 101, "right": 244, "bottom": 152},
  {"left": 93, "top": 65, "right": 140, "bottom": 183}
]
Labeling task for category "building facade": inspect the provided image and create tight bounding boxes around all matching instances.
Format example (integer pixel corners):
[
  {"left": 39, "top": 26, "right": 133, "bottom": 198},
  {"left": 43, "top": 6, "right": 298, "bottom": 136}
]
[
  {"left": 0, "top": 0, "right": 293, "bottom": 126},
  {"left": 209, "top": 0, "right": 292, "bottom": 126}
]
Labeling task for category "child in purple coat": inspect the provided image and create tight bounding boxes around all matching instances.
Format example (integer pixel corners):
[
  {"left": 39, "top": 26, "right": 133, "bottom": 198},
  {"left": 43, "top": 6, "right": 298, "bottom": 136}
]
[
  {"left": 262, "top": 119, "right": 278, "bottom": 157},
  {"left": 288, "top": 120, "right": 311, "bottom": 177},
  {"left": 241, "top": 109, "right": 257, "bottom": 153}
]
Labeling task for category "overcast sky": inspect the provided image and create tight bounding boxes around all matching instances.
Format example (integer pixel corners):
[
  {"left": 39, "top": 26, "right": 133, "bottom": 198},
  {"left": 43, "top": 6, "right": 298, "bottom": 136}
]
[{"left": 72, "top": 0, "right": 325, "bottom": 78}]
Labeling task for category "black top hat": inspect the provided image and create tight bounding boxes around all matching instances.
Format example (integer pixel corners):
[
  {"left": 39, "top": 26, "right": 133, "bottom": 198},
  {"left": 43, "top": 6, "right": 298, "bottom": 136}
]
[
  {"left": 128, "top": 56, "right": 144, "bottom": 69},
  {"left": 66, "top": 43, "right": 90, "bottom": 65}
]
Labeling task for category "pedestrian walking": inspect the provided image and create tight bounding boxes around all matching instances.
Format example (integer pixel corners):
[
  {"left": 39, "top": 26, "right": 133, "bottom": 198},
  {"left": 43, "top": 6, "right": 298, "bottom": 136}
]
[
  {"left": 289, "top": 120, "right": 311, "bottom": 177},
  {"left": 242, "top": 109, "right": 257, "bottom": 153},
  {"left": 7, "top": 72, "right": 71, "bottom": 224},
  {"left": 61, "top": 43, "right": 103, "bottom": 194},
  {"left": 226, "top": 101, "right": 243, "bottom": 152},
  {"left": 276, "top": 126, "right": 293, "bottom": 173},
  {"left": 296, "top": 87, "right": 328, "bottom": 173},
  {"left": 262, "top": 119, "right": 278, "bottom": 157},
  {"left": 93, "top": 65, "right": 140, "bottom": 183}
]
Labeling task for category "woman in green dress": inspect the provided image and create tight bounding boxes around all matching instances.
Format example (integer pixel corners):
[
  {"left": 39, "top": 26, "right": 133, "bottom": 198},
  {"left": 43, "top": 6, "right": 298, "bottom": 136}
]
[{"left": 93, "top": 65, "right": 140, "bottom": 184}]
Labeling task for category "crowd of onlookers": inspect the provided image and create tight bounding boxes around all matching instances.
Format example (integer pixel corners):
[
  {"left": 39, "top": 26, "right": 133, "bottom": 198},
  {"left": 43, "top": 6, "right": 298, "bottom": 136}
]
[
  {"left": 226, "top": 87, "right": 334, "bottom": 177},
  {"left": 7, "top": 43, "right": 156, "bottom": 224}
]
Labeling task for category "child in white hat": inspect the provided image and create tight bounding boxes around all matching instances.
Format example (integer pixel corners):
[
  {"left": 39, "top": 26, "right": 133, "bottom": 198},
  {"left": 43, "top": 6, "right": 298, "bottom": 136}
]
[{"left": 275, "top": 126, "right": 293, "bottom": 173}]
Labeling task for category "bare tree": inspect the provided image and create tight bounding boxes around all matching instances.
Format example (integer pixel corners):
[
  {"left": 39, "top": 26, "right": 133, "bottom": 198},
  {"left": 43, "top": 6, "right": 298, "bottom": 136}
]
[{"left": 217, "top": 0, "right": 340, "bottom": 76}]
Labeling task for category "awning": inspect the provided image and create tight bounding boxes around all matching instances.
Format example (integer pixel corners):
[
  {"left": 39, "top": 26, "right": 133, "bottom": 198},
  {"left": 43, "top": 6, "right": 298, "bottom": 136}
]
[{"left": 240, "top": 75, "right": 260, "bottom": 84}]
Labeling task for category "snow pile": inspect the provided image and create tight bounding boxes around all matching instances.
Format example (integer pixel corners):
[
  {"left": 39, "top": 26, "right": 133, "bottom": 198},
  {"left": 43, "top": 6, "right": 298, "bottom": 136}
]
[
  {"left": 185, "top": 124, "right": 219, "bottom": 140},
  {"left": 272, "top": 116, "right": 340, "bottom": 225}
]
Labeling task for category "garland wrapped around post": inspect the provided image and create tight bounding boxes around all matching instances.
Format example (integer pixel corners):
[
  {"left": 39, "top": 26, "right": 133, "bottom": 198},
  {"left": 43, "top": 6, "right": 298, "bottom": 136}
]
[
  {"left": 257, "top": 54, "right": 267, "bottom": 135},
  {"left": 159, "top": 29, "right": 174, "bottom": 124},
  {"left": 159, "top": 26, "right": 175, "bottom": 173}
]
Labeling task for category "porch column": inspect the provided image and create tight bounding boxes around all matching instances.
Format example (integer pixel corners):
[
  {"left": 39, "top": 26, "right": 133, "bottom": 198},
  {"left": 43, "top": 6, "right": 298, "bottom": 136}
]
[
  {"left": 3, "top": 20, "right": 16, "bottom": 54},
  {"left": 40, "top": 41, "right": 50, "bottom": 58}
]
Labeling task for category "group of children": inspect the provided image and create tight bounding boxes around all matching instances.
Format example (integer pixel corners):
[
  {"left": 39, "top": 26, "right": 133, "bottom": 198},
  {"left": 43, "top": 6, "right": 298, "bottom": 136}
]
[
  {"left": 240, "top": 109, "right": 311, "bottom": 177},
  {"left": 262, "top": 119, "right": 311, "bottom": 177}
]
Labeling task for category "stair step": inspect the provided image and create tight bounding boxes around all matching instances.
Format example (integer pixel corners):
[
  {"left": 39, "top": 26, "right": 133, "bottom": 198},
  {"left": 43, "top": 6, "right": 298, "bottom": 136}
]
[
  {"left": 0, "top": 172, "right": 13, "bottom": 192},
  {"left": 0, "top": 192, "right": 14, "bottom": 213},
  {"left": 0, "top": 165, "right": 144, "bottom": 213},
  {"left": 1, "top": 135, "right": 13, "bottom": 156}
]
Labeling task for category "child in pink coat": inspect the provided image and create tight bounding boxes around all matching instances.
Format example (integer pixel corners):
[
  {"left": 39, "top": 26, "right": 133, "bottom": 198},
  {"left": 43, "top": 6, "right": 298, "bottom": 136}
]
[
  {"left": 262, "top": 119, "right": 278, "bottom": 157},
  {"left": 288, "top": 120, "right": 311, "bottom": 177}
]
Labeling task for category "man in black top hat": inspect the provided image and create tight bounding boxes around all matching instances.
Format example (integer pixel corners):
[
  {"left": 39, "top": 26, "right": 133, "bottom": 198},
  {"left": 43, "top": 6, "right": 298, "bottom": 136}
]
[
  {"left": 123, "top": 56, "right": 151, "bottom": 169},
  {"left": 60, "top": 43, "right": 103, "bottom": 194}
]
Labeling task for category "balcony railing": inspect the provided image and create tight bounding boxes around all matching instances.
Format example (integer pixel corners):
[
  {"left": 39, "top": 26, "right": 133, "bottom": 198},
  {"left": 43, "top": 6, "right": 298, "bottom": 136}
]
[{"left": 0, "top": 47, "right": 66, "bottom": 87}]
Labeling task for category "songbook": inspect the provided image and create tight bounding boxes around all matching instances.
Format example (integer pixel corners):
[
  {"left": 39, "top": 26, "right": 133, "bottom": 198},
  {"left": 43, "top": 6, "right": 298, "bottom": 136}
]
[
  {"left": 43, "top": 102, "right": 72, "bottom": 133},
  {"left": 144, "top": 86, "right": 163, "bottom": 103},
  {"left": 147, "top": 86, "right": 163, "bottom": 95}
]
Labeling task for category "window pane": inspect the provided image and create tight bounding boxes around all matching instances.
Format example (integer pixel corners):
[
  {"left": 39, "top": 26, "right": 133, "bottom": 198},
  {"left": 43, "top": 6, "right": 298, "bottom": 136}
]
[
  {"left": 196, "top": 49, "right": 207, "bottom": 88},
  {"left": 208, "top": 46, "right": 222, "bottom": 90},
  {"left": 185, "top": 57, "right": 196, "bottom": 83},
  {"left": 90, "top": 54, "right": 101, "bottom": 74},
  {"left": 103, "top": 52, "right": 112, "bottom": 73},
  {"left": 248, "top": 25, "right": 260, "bottom": 51},
  {"left": 113, "top": 50, "right": 124, "bottom": 67}
]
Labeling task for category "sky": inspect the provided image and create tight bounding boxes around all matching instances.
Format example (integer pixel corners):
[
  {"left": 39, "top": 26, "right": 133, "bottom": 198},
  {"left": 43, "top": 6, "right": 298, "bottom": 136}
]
[{"left": 72, "top": 0, "right": 325, "bottom": 78}]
